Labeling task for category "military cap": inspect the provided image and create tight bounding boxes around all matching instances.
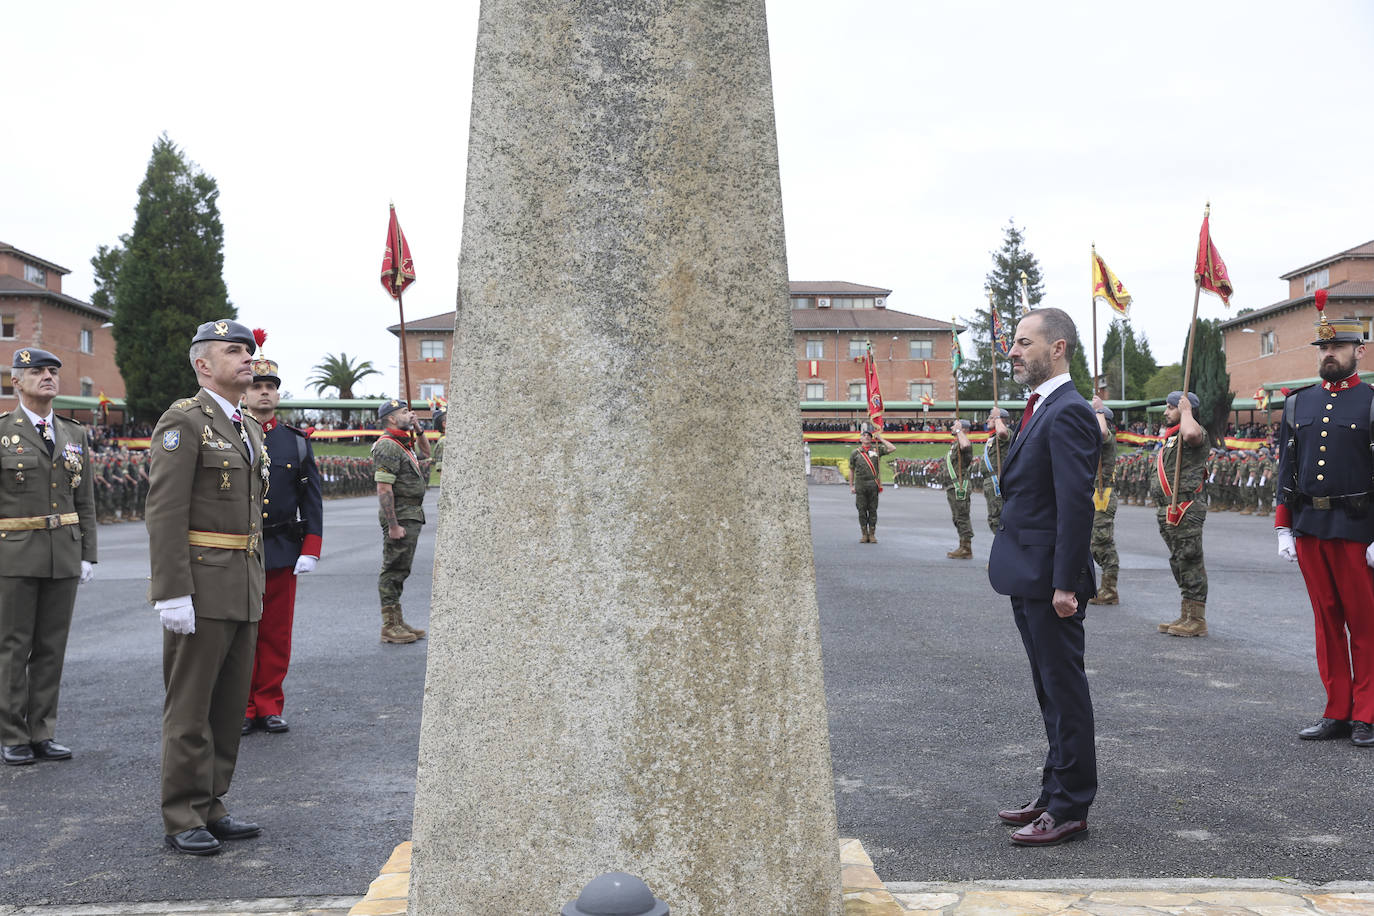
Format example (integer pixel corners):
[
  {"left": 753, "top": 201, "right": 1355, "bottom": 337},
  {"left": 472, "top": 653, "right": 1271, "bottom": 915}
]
[
  {"left": 252, "top": 357, "right": 281, "bottom": 387},
  {"left": 1095, "top": 405, "right": 1115, "bottom": 421},
  {"left": 989, "top": 407, "right": 1012, "bottom": 420},
  {"left": 191, "top": 318, "right": 255, "bottom": 346},
  {"left": 432, "top": 408, "right": 447, "bottom": 431},
  {"left": 1311, "top": 315, "right": 1365, "bottom": 346},
  {"left": 956, "top": 418, "right": 972, "bottom": 430},
  {"left": 1166, "top": 390, "right": 1200, "bottom": 410},
  {"left": 378, "top": 398, "right": 407, "bottom": 419},
  {"left": 11, "top": 347, "right": 61, "bottom": 369}
]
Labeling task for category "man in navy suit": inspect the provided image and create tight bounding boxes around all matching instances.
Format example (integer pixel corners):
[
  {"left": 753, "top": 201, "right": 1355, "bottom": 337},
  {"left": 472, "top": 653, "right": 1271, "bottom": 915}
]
[{"left": 987, "top": 308, "right": 1100, "bottom": 846}]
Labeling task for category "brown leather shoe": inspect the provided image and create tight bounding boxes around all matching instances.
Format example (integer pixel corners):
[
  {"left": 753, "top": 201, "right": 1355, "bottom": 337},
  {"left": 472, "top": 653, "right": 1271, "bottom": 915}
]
[
  {"left": 1010, "top": 812, "right": 1087, "bottom": 846},
  {"left": 997, "top": 799, "right": 1048, "bottom": 826}
]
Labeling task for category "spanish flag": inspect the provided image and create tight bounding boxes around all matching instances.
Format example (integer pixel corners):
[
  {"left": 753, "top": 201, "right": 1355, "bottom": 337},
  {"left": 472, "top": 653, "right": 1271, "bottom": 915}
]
[{"left": 1091, "top": 246, "right": 1132, "bottom": 315}]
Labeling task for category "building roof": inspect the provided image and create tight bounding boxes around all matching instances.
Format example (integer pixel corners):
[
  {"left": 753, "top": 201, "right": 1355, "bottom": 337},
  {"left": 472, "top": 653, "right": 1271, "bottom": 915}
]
[
  {"left": 0, "top": 242, "right": 71, "bottom": 276},
  {"left": 1279, "top": 240, "right": 1374, "bottom": 280},
  {"left": 1217, "top": 279, "right": 1374, "bottom": 330},
  {"left": 387, "top": 311, "right": 456, "bottom": 334},
  {"left": 791, "top": 307, "right": 959, "bottom": 333},
  {"left": 788, "top": 281, "right": 893, "bottom": 296},
  {"left": 0, "top": 275, "right": 111, "bottom": 320}
]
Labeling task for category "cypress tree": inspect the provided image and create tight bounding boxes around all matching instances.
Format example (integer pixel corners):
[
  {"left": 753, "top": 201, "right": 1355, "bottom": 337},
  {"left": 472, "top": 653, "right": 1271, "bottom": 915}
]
[{"left": 1183, "top": 318, "right": 1234, "bottom": 443}]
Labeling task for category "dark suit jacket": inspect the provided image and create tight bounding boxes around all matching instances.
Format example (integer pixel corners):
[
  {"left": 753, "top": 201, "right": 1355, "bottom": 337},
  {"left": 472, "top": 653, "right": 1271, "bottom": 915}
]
[
  {"left": 988, "top": 381, "right": 1099, "bottom": 600},
  {"left": 261, "top": 420, "right": 323, "bottom": 570}
]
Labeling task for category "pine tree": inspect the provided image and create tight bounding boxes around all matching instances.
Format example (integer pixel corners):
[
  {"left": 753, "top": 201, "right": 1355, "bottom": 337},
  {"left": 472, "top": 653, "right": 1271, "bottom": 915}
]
[
  {"left": 1183, "top": 318, "right": 1233, "bottom": 443},
  {"left": 1099, "top": 319, "right": 1158, "bottom": 400},
  {"left": 965, "top": 220, "right": 1044, "bottom": 400},
  {"left": 107, "top": 134, "right": 232, "bottom": 421}
]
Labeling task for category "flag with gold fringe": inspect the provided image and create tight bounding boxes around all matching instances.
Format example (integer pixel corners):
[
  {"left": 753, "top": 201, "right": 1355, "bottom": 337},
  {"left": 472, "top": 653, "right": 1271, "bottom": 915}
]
[{"left": 1092, "top": 247, "right": 1133, "bottom": 315}]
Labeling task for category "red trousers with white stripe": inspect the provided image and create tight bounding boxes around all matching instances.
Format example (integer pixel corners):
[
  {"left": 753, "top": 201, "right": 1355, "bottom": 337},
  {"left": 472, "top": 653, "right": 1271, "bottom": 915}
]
[
  {"left": 245, "top": 567, "right": 296, "bottom": 719},
  {"left": 1294, "top": 536, "right": 1374, "bottom": 724}
]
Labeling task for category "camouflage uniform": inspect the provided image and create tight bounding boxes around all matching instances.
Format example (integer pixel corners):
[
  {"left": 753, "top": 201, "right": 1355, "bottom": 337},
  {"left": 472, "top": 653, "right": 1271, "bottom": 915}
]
[
  {"left": 944, "top": 438, "right": 973, "bottom": 556},
  {"left": 1089, "top": 426, "right": 1119, "bottom": 604},
  {"left": 373, "top": 435, "right": 428, "bottom": 609},
  {"left": 981, "top": 429, "right": 1009, "bottom": 535},
  {"left": 1151, "top": 425, "right": 1209, "bottom": 632},
  {"left": 848, "top": 435, "right": 895, "bottom": 543},
  {"left": 1255, "top": 450, "right": 1276, "bottom": 515}
]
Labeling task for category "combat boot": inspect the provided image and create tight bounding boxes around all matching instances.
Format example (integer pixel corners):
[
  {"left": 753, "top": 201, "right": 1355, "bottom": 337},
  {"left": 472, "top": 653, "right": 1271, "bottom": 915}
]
[
  {"left": 1166, "top": 599, "right": 1208, "bottom": 637},
  {"left": 946, "top": 539, "right": 973, "bottom": 559},
  {"left": 1239, "top": 506, "right": 1253, "bottom": 515},
  {"left": 860, "top": 526, "right": 870, "bottom": 543},
  {"left": 380, "top": 605, "right": 418, "bottom": 644},
  {"left": 868, "top": 526, "right": 878, "bottom": 544},
  {"left": 1158, "top": 599, "right": 1188, "bottom": 633},
  {"left": 397, "top": 606, "right": 427, "bottom": 639},
  {"left": 1089, "top": 571, "right": 1118, "bottom": 605}
]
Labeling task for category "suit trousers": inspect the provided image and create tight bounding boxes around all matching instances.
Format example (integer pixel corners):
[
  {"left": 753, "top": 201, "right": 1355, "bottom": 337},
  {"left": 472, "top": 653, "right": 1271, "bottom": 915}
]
[
  {"left": 246, "top": 567, "right": 296, "bottom": 719},
  {"left": 161, "top": 616, "right": 258, "bottom": 834},
  {"left": 0, "top": 575, "right": 79, "bottom": 744},
  {"left": 1011, "top": 595, "right": 1097, "bottom": 820},
  {"left": 1294, "top": 536, "right": 1374, "bottom": 724}
]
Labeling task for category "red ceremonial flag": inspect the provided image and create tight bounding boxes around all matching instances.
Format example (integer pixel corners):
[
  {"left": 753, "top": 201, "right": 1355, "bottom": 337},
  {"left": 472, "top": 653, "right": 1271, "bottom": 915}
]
[
  {"left": 380, "top": 204, "right": 416, "bottom": 299},
  {"left": 863, "top": 344, "right": 884, "bottom": 430},
  {"left": 1194, "top": 209, "right": 1233, "bottom": 306}
]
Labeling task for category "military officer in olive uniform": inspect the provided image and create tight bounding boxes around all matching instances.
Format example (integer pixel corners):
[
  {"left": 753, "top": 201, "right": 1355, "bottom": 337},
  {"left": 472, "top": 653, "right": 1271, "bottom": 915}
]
[
  {"left": 945, "top": 420, "right": 975, "bottom": 558},
  {"left": 0, "top": 348, "right": 97, "bottom": 766},
  {"left": 846, "top": 425, "right": 895, "bottom": 543},
  {"left": 373, "top": 398, "right": 431, "bottom": 643},
  {"left": 982, "top": 409, "right": 1012, "bottom": 536},
  {"left": 1088, "top": 397, "right": 1121, "bottom": 605},
  {"left": 146, "top": 319, "right": 267, "bottom": 855},
  {"left": 429, "top": 408, "right": 447, "bottom": 485},
  {"left": 1152, "top": 391, "right": 1210, "bottom": 637}
]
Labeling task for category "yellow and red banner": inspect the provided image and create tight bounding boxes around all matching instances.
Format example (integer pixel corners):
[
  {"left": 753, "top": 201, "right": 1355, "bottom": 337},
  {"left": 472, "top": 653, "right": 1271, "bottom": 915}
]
[
  {"left": 1092, "top": 247, "right": 1133, "bottom": 315},
  {"left": 380, "top": 203, "right": 416, "bottom": 300}
]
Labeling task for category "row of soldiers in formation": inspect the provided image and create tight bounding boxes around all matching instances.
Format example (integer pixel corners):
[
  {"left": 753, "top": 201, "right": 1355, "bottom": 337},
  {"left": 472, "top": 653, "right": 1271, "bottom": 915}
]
[
  {"left": 890, "top": 443, "right": 1279, "bottom": 516},
  {"left": 88, "top": 445, "right": 383, "bottom": 523}
]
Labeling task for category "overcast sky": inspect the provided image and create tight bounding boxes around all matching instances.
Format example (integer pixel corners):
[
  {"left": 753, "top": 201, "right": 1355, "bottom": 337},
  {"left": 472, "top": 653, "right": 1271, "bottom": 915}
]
[{"left": 6, "top": 2, "right": 1373, "bottom": 399}]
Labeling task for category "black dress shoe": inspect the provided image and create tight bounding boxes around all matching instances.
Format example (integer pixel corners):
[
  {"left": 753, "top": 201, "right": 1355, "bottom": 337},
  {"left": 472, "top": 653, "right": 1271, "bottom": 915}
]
[
  {"left": 207, "top": 814, "right": 262, "bottom": 840},
  {"left": 31, "top": 739, "right": 72, "bottom": 760},
  {"left": 260, "top": 714, "right": 289, "bottom": 734},
  {"left": 241, "top": 716, "right": 256, "bottom": 736},
  {"left": 1299, "top": 718, "right": 1351, "bottom": 741},
  {"left": 165, "top": 827, "right": 221, "bottom": 855},
  {"left": 2, "top": 744, "right": 37, "bottom": 766},
  {"left": 1352, "top": 721, "right": 1374, "bottom": 747},
  {"left": 997, "top": 799, "right": 1049, "bottom": 826}
]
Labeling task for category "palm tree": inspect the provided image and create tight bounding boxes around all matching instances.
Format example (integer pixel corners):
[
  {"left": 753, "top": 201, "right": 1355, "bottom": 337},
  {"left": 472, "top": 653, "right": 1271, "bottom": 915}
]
[{"left": 308, "top": 353, "right": 381, "bottom": 424}]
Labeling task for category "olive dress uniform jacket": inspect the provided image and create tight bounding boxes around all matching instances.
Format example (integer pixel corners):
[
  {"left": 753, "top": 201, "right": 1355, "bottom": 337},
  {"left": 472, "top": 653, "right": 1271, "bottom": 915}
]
[
  {"left": 146, "top": 391, "right": 266, "bottom": 619},
  {"left": 0, "top": 411, "right": 97, "bottom": 575}
]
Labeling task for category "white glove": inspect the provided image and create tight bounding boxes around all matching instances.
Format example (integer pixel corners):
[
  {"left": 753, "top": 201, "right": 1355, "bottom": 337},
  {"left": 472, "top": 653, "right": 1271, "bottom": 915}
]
[
  {"left": 293, "top": 555, "right": 317, "bottom": 575},
  {"left": 79, "top": 560, "right": 95, "bottom": 585},
  {"left": 1367, "top": 542, "right": 1374, "bottom": 569},
  {"left": 1277, "top": 527, "right": 1298, "bottom": 564},
  {"left": 155, "top": 596, "right": 196, "bottom": 635}
]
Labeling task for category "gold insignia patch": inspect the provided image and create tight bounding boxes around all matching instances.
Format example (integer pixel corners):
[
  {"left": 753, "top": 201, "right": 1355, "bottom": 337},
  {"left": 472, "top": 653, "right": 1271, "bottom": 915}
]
[
  {"left": 214, "top": 321, "right": 229, "bottom": 336},
  {"left": 1319, "top": 324, "right": 1336, "bottom": 340},
  {"left": 19, "top": 350, "right": 31, "bottom": 364}
]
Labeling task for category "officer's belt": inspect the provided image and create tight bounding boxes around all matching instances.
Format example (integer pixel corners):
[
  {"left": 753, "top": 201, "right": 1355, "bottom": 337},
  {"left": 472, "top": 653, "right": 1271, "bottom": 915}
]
[
  {"left": 1294, "top": 492, "right": 1368, "bottom": 511},
  {"left": 0, "top": 512, "right": 80, "bottom": 531},
  {"left": 188, "top": 529, "right": 258, "bottom": 551}
]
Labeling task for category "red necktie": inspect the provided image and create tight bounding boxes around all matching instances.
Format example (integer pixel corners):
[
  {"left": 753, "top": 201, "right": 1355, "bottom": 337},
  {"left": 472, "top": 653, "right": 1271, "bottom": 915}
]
[{"left": 1018, "top": 392, "right": 1041, "bottom": 431}]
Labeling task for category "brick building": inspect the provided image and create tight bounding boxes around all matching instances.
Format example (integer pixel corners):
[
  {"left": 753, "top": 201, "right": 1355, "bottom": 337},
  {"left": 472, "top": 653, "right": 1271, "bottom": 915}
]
[
  {"left": 386, "top": 309, "right": 455, "bottom": 404},
  {"left": 0, "top": 242, "right": 120, "bottom": 409},
  {"left": 1220, "top": 240, "right": 1374, "bottom": 398},
  {"left": 790, "top": 281, "right": 960, "bottom": 418}
]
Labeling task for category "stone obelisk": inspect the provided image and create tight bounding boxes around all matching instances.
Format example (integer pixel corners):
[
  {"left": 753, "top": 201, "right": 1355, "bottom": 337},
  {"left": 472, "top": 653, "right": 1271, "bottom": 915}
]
[{"left": 409, "top": 3, "right": 842, "bottom": 914}]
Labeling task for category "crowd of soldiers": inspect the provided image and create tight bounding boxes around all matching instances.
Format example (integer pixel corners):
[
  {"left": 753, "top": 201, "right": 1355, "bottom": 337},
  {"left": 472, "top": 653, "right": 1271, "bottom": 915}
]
[
  {"left": 892, "top": 442, "right": 1279, "bottom": 516},
  {"left": 88, "top": 445, "right": 379, "bottom": 523}
]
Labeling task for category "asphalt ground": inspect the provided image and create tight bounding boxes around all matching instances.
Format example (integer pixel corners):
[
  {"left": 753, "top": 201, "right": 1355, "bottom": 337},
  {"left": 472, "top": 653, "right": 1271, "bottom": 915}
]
[{"left": 2, "top": 484, "right": 1371, "bottom": 908}]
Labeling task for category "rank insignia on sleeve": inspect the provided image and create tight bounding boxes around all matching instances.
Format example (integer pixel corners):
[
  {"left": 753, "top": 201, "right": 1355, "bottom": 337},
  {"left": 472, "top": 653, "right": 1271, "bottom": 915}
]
[{"left": 163, "top": 430, "right": 181, "bottom": 451}]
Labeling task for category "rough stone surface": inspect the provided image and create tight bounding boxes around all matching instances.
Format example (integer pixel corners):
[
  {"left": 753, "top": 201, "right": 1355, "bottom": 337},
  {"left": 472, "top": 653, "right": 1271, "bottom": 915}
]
[{"left": 408, "top": 2, "right": 841, "bottom": 914}]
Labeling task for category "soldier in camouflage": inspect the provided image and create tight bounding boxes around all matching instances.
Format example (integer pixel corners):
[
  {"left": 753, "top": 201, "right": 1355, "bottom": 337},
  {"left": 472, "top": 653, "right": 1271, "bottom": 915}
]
[
  {"left": 372, "top": 399, "right": 432, "bottom": 644},
  {"left": 1254, "top": 446, "right": 1275, "bottom": 516},
  {"left": 846, "top": 426, "right": 895, "bottom": 543},
  {"left": 981, "top": 409, "right": 1011, "bottom": 535},
  {"left": 944, "top": 419, "right": 974, "bottom": 558},
  {"left": 1152, "top": 391, "right": 1210, "bottom": 637},
  {"left": 1088, "top": 397, "right": 1121, "bottom": 605}
]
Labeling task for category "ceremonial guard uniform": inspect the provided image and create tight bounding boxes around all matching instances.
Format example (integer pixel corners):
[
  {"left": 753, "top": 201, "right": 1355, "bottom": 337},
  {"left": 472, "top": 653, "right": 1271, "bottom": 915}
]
[
  {"left": 1089, "top": 402, "right": 1120, "bottom": 605},
  {"left": 1152, "top": 391, "right": 1209, "bottom": 636},
  {"left": 944, "top": 421, "right": 974, "bottom": 558},
  {"left": 846, "top": 427, "right": 894, "bottom": 543},
  {"left": 372, "top": 399, "right": 430, "bottom": 643},
  {"left": 242, "top": 353, "right": 322, "bottom": 735},
  {"left": 146, "top": 319, "right": 267, "bottom": 854},
  {"left": 1276, "top": 304, "right": 1374, "bottom": 747},
  {"left": 0, "top": 348, "right": 96, "bottom": 766}
]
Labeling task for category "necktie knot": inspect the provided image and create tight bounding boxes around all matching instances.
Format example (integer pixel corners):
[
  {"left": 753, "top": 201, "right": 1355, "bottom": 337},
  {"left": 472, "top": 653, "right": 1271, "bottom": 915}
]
[{"left": 1019, "top": 393, "right": 1041, "bottom": 431}]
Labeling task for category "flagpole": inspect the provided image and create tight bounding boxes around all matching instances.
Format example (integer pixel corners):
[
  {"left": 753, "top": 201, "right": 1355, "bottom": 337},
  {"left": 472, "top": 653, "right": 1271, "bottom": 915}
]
[
  {"left": 1091, "top": 245, "right": 1100, "bottom": 396},
  {"left": 1169, "top": 212, "right": 1208, "bottom": 520},
  {"left": 386, "top": 203, "right": 428, "bottom": 459},
  {"left": 986, "top": 289, "right": 1002, "bottom": 477}
]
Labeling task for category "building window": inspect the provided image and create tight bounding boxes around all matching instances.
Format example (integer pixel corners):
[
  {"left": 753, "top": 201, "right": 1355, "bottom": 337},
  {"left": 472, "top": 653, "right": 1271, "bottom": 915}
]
[
  {"left": 805, "top": 339, "right": 824, "bottom": 359},
  {"left": 80, "top": 378, "right": 93, "bottom": 397},
  {"left": 847, "top": 381, "right": 866, "bottom": 402},
  {"left": 1357, "top": 317, "right": 1374, "bottom": 341},
  {"left": 24, "top": 264, "right": 46, "bottom": 286},
  {"left": 1261, "top": 330, "right": 1276, "bottom": 356},
  {"left": 80, "top": 328, "right": 94, "bottom": 354},
  {"left": 909, "top": 339, "right": 933, "bottom": 359},
  {"left": 848, "top": 339, "right": 869, "bottom": 359},
  {"left": 1, "top": 374, "right": 12, "bottom": 397},
  {"left": 1303, "top": 269, "right": 1330, "bottom": 294},
  {"left": 420, "top": 339, "right": 444, "bottom": 360},
  {"left": 419, "top": 383, "right": 445, "bottom": 401},
  {"left": 909, "top": 381, "right": 934, "bottom": 401},
  {"left": 1, "top": 315, "right": 14, "bottom": 339},
  {"left": 804, "top": 383, "right": 825, "bottom": 401},
  {"left": 791, "top": 297, "right": 812, "bottom": 309}
]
